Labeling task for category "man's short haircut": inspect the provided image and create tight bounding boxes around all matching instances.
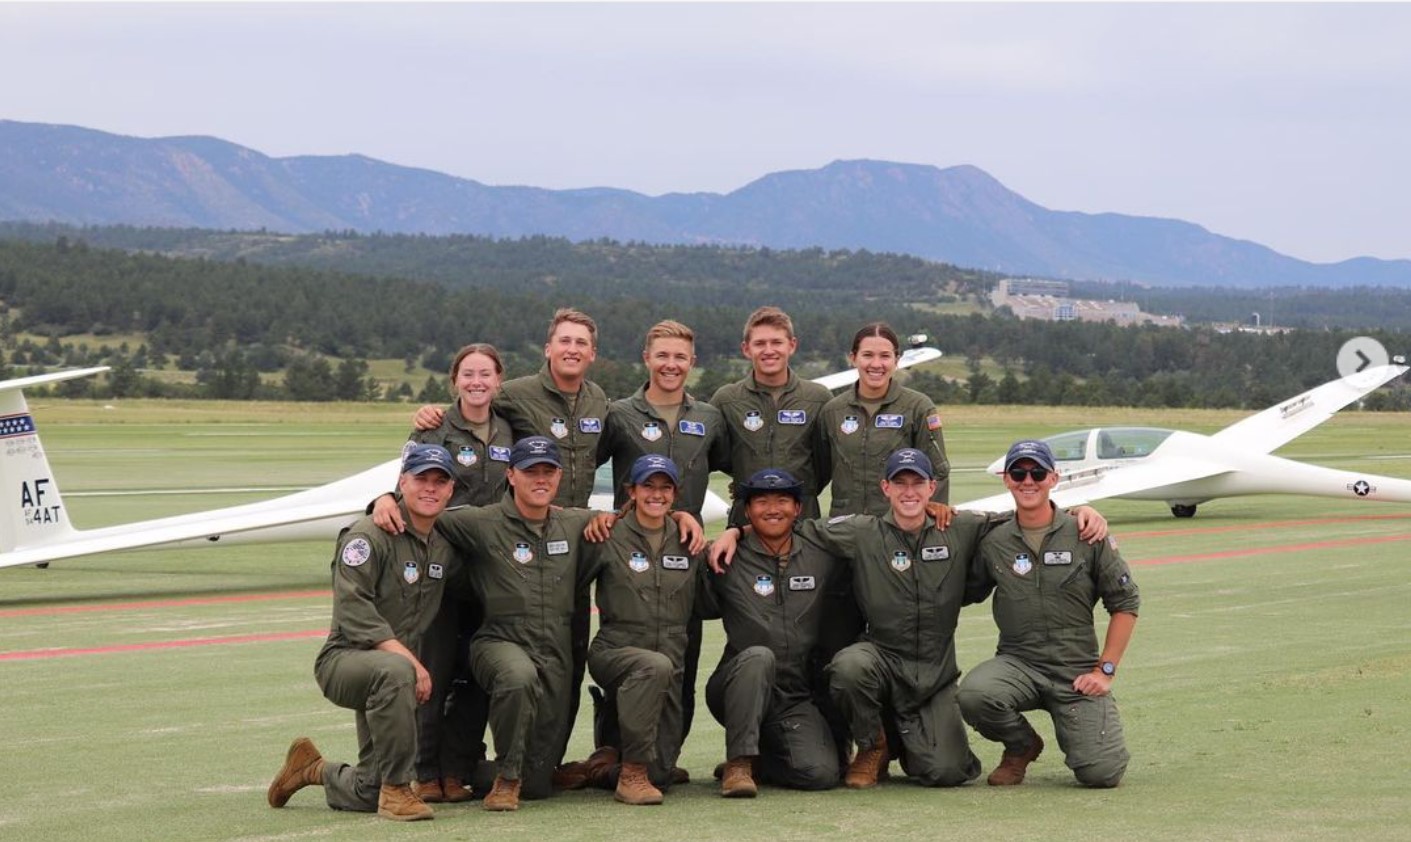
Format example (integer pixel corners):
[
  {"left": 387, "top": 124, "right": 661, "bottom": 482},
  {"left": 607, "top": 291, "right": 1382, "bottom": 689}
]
[
  {"left": 448, "top": 342, "right": 504, "bottom": 380},
  {"left": 547, "top": 307, "right": 599, "bottom": 347},
  {"left": 643, "top": 319, "right": 695, "bottom": 351},
  {"left": 742, "top": 306, "right": 795, "bottom": 342}
]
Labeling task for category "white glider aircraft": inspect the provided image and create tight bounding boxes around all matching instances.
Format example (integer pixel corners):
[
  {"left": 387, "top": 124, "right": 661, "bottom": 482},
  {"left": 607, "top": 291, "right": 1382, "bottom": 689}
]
[
  {"left": 0, "top": 342, "right": 944, "bottom": 571},
  {"left": 961, "top": 362, "right": 1411, "bottom": 518}
]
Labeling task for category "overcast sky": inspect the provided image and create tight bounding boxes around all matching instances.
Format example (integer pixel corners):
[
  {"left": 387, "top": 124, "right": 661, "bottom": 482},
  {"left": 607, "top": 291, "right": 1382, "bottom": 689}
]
[{"left": 2, "top": 2, "right": 1408, "bottom": 263}]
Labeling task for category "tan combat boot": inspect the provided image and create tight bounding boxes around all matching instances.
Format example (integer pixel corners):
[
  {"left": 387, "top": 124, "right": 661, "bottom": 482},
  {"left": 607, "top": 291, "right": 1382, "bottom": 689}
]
[
  {"left": 378, "top": 783, "right": 434, "bottom": 821},
  {"left": 267, "top": 737, "right": 326, "bottom": 808},
  {"left": 483, "top": 775, "right": 521, "bottom": 812},
  {"left": 720, "top": 757, "right": 758, "bottom": 798},
  {"left": 414, "top": 778, "right": 445, "bottom": 803},
  {"left": 441, "top": 776, "right": 474, "bottom": 803},
  {"left": 844, "top": 732, "right": 888, "bottom": 789},
  {"left": 614, "top": 761, "right": 664, "bottom": 806},
  {"left": 987, "top": 730, "right": 1044, "bottom": 786}
]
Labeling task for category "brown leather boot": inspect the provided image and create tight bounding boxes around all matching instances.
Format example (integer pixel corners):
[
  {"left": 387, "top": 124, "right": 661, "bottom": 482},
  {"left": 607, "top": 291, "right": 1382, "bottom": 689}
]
[
  {"left": 582, "top": 746, "right": 621, "bottom": 789},
  {"left": 670, "top": 766, "right": 690, "bottom": 785},
  {"left": 414, "top": 779, "right": 445, "bottom": 803},
  {"left": 483, "top": 775, "right": 521, "bottom": 812},
  {"left": 844, "top": 732, "right": 888, "bottom": 789},
  {"left": 720, "top": 757, "right": 758, "bottom": 798},
  {"left": 378, "top": 783, "right": 434, "bottom": 821},
  {"left": 987, "top": 730, "right": 1044, "bottom": 786},
  {"left": 267, "top": 737, "right": 325, "bottom": 808},
  {"left": 552, "top": 759, "right": 591, "bottom": 790},
  {"left": 614, "top": 761, "right": 664, "bottom": 806},
  {"left": 441, "top": 776, "right": 473, "bottom": 803}
]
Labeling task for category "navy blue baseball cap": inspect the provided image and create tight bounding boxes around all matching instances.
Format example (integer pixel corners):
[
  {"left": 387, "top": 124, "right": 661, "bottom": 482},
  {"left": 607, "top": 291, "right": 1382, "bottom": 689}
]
[
  {"left": 510, "top": 436, "right": 563, "bottom": 470},
  {"left": 629, "top": 454, "right": 680, "bottom": 486},
  {"left": 402, "top": 443, "right": 456, "bottom": 477},
  {"left": 737, "top": 468, "right": 803, "bottom": 502},
  {"left": 884, "top": 448, "right": 934, "bottom": 481},
  {"left": 1004, "top": 439, "right": 1057, "bottom": 472}
]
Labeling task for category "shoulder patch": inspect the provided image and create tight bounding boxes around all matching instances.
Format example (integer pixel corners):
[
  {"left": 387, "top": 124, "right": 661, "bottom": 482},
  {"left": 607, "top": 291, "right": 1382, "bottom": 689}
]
[
  {"left": 341, "top": 537, "right": 372, "bottom": 567},
  {"left": 927, "top": 413, "right": 943, "bottom": 431}
]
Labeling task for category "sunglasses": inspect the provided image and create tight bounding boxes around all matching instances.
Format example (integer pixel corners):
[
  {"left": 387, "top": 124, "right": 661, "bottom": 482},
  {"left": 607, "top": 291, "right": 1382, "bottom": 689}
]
[{"left": 1007, "top": 467, "right": 1050, "bottom": 483}]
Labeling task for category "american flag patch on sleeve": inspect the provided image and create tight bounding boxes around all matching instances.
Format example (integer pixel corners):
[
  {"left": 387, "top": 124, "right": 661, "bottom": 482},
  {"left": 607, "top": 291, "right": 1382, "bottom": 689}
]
[{"left": 926, "top": 414, "right": 943, "bottom": 431}]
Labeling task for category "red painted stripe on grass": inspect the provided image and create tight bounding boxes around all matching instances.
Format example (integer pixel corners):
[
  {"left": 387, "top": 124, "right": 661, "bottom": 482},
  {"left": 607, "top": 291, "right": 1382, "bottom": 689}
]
[
  {"left": 1133, "top": 533, "right": 1411, "bottom": 566},
  {"left": 0, "top": 589, "right": 331, "bottom": 618},
  {"left": 1123, "top": 512, "right": 1411, "bottom": 540},
  {"left": 0, "top": 628, "right": 327, "bottom": 661}
]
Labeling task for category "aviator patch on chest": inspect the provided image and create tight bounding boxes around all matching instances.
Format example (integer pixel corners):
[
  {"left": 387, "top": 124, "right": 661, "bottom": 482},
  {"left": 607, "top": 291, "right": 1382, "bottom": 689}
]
[
  {"left": 662, "top": 555, "right": 690, "bottom": 570},
  {"left": 921, "top": 545, "right": 950, "bottom": 561},
  {"left": 1043, "top": 551, "right": 1073, "bottom": 566}
]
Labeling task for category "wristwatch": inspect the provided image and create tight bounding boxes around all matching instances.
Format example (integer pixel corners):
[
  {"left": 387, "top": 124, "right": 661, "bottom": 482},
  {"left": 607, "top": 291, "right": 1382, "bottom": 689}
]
[{"left": 1100, "top": 660, "right": 1117, "bottom": 677}]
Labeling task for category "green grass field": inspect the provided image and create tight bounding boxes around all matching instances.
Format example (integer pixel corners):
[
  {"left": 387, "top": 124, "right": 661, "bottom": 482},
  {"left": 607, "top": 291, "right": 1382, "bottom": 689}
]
[{"left": 3, "top": 401, "right": 1410, "bottom": 840}]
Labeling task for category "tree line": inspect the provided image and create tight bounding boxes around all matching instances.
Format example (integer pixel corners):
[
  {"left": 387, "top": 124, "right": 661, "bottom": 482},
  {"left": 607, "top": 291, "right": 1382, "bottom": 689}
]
[{"left": 0, "top": 230, "right": 1407, "bottom": 410}]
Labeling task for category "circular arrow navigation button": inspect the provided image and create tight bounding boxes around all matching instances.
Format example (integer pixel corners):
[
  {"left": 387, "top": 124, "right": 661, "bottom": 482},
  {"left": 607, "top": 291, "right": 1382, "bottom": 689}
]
[{"left": 1336, "top": 336, "right": 1389, "bottom": 388}]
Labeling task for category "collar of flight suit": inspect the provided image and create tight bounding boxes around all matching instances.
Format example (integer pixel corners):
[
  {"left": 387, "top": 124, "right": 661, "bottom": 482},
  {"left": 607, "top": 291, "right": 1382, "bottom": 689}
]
[
  {"left": 844, "top": 377, "right": 905, "bottom": 409},
  {"left": 626, "top": 382, "right": 699, "bottom": 416}
]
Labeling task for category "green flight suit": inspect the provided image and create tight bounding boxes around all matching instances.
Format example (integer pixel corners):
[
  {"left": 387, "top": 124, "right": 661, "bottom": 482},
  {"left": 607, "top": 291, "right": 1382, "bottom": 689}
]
[
  {"left": 404, "top": 405, "right": 512, "bottom": 785},
  {"left": 596, "top": 384, "right": 730, "bottom": 748},
  {"left": 312, "top": 509, "right": 456, "bottom": 812},
  {"left": 599, "top": 384, "right": 731, "bottom": 521},
  {"left": 492, "top": 364, "right": 609, "bottom": 770},
  {"left": 808, "top": 511, "right": 999, "bottom": 787},
  {"left": 434, "top": 496, "right": 601, "bottom": 799},
  {"left": 494, "top": 365, "right": 607, "bottom": 509},
  {"left": 959, "top": 508, "right": 1141, "bottom": 788},
  {"left": 699, "top": 528, "right": 842, "bottom": 790},
  {"left": 817, "top": 380, "right": 950, "bottom": 514},
  {"left": 710, "top": 371, "right": 832, "bottom": 524},
  {"left": 586, "top": 512, "right": 705, "bottom": 788}
]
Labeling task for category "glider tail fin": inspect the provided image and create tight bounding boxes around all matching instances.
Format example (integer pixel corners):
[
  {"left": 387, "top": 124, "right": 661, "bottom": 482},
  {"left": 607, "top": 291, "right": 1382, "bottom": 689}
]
[{"left": 0, "top": 368, "right": 106, "bottom": 554}]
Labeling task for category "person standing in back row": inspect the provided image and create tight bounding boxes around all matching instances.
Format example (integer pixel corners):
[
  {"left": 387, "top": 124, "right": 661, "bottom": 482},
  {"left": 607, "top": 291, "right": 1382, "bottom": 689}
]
[
  {"left": 710, "top": 306, "right": 832, "bottom": 525},
  {"left": 818, "top": 321, "right": 950, "bottom": 515}
]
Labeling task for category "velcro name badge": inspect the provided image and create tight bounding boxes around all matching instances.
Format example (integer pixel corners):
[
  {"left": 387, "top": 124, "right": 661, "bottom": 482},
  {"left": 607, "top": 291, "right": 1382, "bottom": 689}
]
[
  {"left": 547, "top": 540, "right": 570, "bottom": 555},
  {"left": 921, "top": 546, "right": 950, "bottom": 561},
  {"left": 678, "top": 420, "right": 705, "bottom": 436},
  {"left": 662, "top": 555, "right": 690, "bottom": 570},
  {"left": 1043, "top": 551, "right": 1073, "bottom": 566},
  {"left": 874, "top": 414, "right": 904, "bottom": 428},
  {"left": 778, "top": 410, "right": 807, "bottom": 425},
  {"left": 788, "top": 576, "right": 816, "bottom": 591}
]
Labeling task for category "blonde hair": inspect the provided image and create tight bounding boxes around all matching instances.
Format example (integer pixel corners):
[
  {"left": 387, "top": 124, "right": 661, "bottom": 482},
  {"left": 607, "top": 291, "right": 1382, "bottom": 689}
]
[
  {"left": 743, "top": 306, "right": 795, "bottom": 342},
  {"left": 643, "top": 319, "right": 695, "bottom": 352}
]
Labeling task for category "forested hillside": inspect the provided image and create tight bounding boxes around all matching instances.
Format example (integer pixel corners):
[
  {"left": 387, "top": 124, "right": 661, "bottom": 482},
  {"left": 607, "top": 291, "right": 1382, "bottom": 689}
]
[{"left": 0, "top": 230, "right": 1407, "bottom": 410}]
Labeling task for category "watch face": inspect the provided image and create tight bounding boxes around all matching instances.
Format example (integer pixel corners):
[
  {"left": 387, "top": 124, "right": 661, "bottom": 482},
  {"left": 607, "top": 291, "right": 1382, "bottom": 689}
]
[{"left": 1101, "top": 661, "right": 1116, "bottom": 676}]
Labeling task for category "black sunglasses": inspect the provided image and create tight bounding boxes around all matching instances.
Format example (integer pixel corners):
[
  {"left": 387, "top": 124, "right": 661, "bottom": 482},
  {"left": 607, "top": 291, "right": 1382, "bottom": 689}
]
[{"left": 1007, "top": 467, "right": 1050, "bottom": 483}]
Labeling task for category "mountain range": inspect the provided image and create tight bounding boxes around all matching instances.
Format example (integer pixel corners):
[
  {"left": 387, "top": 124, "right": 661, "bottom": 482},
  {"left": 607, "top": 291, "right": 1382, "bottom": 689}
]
[{"left": 2, "top": 118, "right": 1407, "bottom": 288}]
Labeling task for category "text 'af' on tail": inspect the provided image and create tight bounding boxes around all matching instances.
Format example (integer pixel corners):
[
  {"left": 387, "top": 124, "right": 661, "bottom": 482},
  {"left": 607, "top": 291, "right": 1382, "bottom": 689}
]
[{"left": 0, "top": 367, "right": 108, "bottom": 558}]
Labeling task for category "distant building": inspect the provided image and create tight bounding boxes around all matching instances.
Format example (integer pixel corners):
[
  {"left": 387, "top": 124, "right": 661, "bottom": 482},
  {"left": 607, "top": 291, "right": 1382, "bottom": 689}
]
[{"left": 990, "top": 278, "right": 1183, "bottom": 327}]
